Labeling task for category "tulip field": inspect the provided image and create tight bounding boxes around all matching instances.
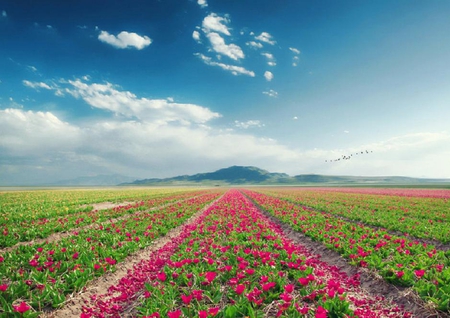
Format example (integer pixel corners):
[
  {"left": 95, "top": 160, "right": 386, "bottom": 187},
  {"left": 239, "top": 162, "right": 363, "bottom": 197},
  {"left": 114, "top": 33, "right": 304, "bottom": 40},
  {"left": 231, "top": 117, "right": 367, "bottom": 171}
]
[{"left": 0, "top": 187, "right": 449, "bottom": 317}]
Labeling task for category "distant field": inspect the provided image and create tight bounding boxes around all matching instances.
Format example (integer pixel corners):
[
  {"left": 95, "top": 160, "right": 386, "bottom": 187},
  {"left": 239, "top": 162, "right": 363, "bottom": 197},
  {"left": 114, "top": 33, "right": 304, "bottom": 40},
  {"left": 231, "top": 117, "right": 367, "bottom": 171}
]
[{"left": 0, "top": 187, "right": 449, "bottom": 317}]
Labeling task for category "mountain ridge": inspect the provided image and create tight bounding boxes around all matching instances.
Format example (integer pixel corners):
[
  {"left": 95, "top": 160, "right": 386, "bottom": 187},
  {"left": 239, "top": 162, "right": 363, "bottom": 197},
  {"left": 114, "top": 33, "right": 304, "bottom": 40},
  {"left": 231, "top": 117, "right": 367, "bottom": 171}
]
[{"left": 122, "top": 166, "right": 450, "bottom": 186}]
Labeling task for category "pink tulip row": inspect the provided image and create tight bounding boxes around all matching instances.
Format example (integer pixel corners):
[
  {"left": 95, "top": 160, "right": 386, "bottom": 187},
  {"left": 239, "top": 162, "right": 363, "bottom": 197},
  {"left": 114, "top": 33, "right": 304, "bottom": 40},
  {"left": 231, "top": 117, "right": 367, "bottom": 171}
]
[{"left": 81, "top": 190, "right": 409, "bottom": 317}]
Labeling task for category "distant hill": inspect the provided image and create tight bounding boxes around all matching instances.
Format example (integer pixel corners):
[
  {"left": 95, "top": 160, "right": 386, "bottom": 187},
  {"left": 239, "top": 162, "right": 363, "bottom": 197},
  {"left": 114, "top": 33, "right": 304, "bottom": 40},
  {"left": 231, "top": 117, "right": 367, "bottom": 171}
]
[{"left": 121, "top": 166, "right": 450, "bottom": 186}]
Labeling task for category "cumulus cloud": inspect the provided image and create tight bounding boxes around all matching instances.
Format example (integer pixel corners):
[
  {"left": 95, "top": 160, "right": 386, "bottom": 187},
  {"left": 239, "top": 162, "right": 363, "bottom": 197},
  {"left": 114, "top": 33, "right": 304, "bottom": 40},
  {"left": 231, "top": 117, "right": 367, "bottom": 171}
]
[
  {"left": 195, "top": 53, "right": 255, "bottom": 77},
  {"left": 98, "top": 30, "right": 152, "bottom": 50},
  {"left": 263, "top": 89, "right": 278, "bottom": 98},
  {"left": 206, "top": 32, "right": 244, "bottom": 60},
  {"left": 202, "top": 13, "right": 231, "bottom": 36},
  {"left": 289, "top": 47, "right": 300, "bottom": 54},
  {"left": 255, "top": 32, "right": 276, "bottom": 45},
  {"left": 264, "top": 71, "right": 273, "bottom": 81},
  {"left": 197, "top": 0, "right": 208, "bottom": 8},
  {"left": 22, "top": 80, "right": 52, "bottom": 90},
  {"left": 63, "top": 79, "right": 220, "bottom": 124},
  {"left": 234, "top": 120, "right": 264, "bottom": 129}
]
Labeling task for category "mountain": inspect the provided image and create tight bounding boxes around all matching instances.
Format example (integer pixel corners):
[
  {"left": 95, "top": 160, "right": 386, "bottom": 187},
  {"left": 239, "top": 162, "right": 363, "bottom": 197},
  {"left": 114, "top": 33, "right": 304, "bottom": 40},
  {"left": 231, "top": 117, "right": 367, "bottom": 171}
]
[{"left": 122, "top": 166, "right": 450, "bottom": 186}]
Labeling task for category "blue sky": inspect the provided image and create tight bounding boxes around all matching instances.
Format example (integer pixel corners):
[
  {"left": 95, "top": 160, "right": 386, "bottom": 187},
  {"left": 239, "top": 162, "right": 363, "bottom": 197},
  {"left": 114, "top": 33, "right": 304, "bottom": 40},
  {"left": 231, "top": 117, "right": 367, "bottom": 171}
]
[{"left": 1, "top": 0, "right": 450, "bottom": 185}]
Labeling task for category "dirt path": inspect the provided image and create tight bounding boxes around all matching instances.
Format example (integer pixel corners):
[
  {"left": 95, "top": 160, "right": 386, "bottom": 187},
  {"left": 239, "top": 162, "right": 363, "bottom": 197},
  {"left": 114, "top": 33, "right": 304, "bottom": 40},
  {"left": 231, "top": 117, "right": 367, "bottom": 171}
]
[
  {"left": 243, "top": 191, "right": 445, "bottom": 318},
  {"left": 42, "top": 194, "right": 224, "bottom": 318}
]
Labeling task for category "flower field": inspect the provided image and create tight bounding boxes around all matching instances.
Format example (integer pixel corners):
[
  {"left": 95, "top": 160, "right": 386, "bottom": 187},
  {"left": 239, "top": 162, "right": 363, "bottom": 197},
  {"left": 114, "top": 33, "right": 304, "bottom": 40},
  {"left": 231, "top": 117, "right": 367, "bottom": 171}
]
[{"left": 1, "top": 187, "right": 449, "bottom": 317}]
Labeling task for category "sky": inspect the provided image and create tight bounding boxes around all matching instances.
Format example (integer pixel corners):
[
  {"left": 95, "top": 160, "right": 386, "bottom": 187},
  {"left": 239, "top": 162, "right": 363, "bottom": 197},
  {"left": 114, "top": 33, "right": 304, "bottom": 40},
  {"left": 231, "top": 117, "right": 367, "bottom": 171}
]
[{"left": 1, "top": 0, "right": 450, "bottom": 185}]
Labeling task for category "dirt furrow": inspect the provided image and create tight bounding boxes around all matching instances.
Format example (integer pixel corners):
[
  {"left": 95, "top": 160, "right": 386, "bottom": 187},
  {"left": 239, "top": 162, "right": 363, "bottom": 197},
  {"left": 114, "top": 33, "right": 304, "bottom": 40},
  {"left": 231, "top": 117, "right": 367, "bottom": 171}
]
[
  {"left": 242, "top": 191, "right": 445, "bottom": 318},
  {"left": 42, "top": 193, "right": 224, "bottom": 318}
]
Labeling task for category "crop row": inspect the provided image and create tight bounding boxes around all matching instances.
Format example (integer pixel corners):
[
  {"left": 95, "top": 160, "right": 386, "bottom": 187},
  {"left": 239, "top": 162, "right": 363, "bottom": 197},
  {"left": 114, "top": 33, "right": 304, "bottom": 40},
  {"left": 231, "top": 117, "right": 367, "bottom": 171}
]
[
  {"left": 0, "top": 188, "right": 201, "bottom": 223},
  {"left": 258, "top": 188, "right": 450, "bottom": 243},
  {"left": 0, "top": 190, "right": 213, "bottom": 249},
  {"left": 83, "top": 190, "right": 407, "bottom": 318},
  {"left": 243, "top": 189, "right": 450, "bottom": 312},
  {"left": 297, "top": 187, "right": 450, "bottom": 199},
  {"left": 0, "top": 192, "right": 223, "bottom": 317}
]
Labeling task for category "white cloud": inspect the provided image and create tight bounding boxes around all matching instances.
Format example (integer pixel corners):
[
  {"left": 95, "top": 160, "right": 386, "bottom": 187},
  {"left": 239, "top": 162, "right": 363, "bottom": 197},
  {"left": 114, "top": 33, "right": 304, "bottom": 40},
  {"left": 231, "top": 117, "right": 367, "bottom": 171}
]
[
  {"left": 206, "top": 32, "right": 244, "bottom": 60},
  {"left": 246, "top": 41, "right": 263, "bottom": 49},
  {"left": 63, "top": 79, "right": 220, "bottom": 124},
  {"left": 192, "top": 30, "right": 201, "bottom": 43},
  {"left": 234, "top": 120, "right": 264, "bottom": 129},
  {"left": 196, "top": 53, "right": 255, "bottom": 77},
  {"left": 293, "top": 116, "right": 298, "bottom": 120},
  {"left": 22, "top": 80, "right": 52, "bottom": 90},
  {"left": 261, "top": 52, "right": 276, "bottom": 66},
  {"left": 197, "top": 0, "right": 208, "bottom": 8},
  {"left": 202, "top": 13, "right": 231, "bottom": 36},
  {"left": 0, "top": 108, "right": 81, "bottom": 155},
  {"left": 98, "top": 30, "right": 152, "bottom": 50},
  {"left": 1, "top": 10, "right": 6, "bottom": 18},
  {"left": 255, "top": 32, "right": 276, "bottom": 45},
  {"left": 264, "top": 71, "right": 273, "bottom": 81},
  {"left": 289, "top": 47, "right": 301, "bottom": 54},
  {"left": 263, "top": 89, "right": 278, "bottom": 98}
]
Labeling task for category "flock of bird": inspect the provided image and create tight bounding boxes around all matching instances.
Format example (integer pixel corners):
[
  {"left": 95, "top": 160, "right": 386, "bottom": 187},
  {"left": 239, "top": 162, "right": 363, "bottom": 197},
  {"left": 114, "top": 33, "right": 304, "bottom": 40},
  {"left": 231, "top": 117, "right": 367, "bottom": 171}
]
[{"left": 326, "top": 150, "right": 373, "bottom": 162}]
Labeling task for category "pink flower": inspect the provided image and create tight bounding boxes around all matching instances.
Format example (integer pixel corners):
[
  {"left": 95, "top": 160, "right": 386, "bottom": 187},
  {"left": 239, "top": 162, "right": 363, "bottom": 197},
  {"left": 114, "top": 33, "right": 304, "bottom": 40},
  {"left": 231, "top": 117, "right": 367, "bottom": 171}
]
[
  {"left": 298, "top": 277, "right": 309, "bottom": 286},
  {"left": 72, "top": 252, "right": 79, "bottom": 259},
  {"left": 284, "top": 284, "right": 294, "bottom": 293},
  {"left": 167, "top": 310, "right": 182, "bottom": 318},
  {"left": 181, "top": 294, "right": 193, "bottom": 305},
  {"left": 157, "top": 272, "right": 167, "bottom": 282},
  {"left": 209, "top": 307, "right": 220, "bottom": 316},
  {"left": 199, "top": 310, "right": 208, "bottom": 318},
  {"left": 205, "top": 271, "right": 217, "bottom": 283},
  {"left": 235, "top": 284, "right": 246, "bottom": 295},
  {"left": 396, "top": 271, "right": 404, "bottom": 278},
  {"left": 13, "top": 302, "right": 30, "bottom": 313},
  {"left": 0, "top": 284, "right": 8, "bottom": 291},
  {"left": 262, "top": 282, "right": 276, "bottom": 291},
  {"left": 315, "top": 306, "right": 328, "bottom": 318},
  {"left": 94, "top": 264, "right": 101, "bottom": 270},
  {"left": 415, "top": 269, "right": 425, "bottom": 278}
]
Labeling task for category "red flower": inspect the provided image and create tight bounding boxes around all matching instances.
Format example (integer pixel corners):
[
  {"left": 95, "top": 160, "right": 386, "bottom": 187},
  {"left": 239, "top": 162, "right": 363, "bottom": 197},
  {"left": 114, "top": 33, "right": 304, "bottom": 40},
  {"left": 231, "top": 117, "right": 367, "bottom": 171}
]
[
  {"left": 0, "top": 284, "right": 8, "bottom": 291},
  {"left": 94, "top": 264, "right": 101, "bottom": 270},
  {"left": 199, "top": 310, "right": 208, "bottom": 318},
  {"left": 396, "top": 271, "right": 404, "bottom": 278},
  {"left": 13, "top": 302, "right": 30, "bottom": 313},
  {"left": 72, "top": 252, "right": 79, "bottom": 259}
]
